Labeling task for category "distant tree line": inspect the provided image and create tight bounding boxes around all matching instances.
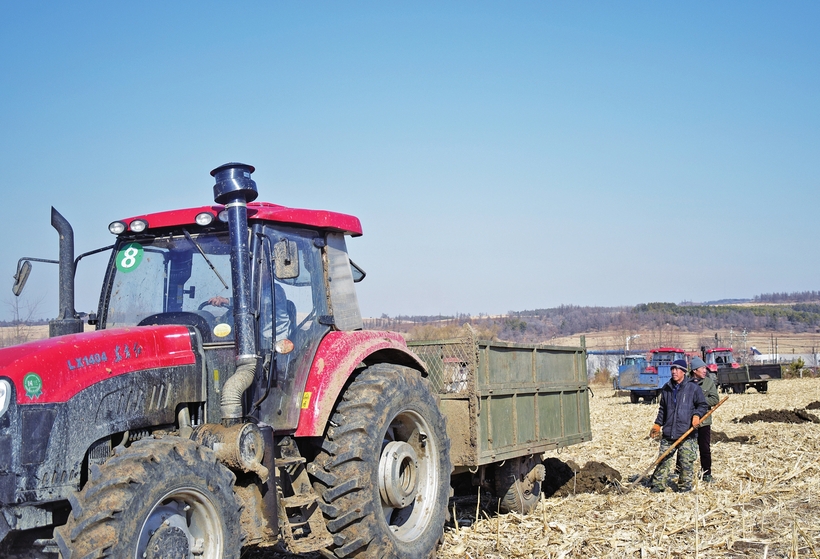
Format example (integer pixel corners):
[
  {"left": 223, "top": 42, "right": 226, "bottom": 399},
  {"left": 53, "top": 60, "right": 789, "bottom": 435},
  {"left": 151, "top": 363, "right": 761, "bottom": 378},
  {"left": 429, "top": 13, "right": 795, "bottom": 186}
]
[
  {"left": 753, "top": 291, "right": 820, "bottom": 303},
  {"left": 365, "top": 292, "right": 820, "bottom": 344}
]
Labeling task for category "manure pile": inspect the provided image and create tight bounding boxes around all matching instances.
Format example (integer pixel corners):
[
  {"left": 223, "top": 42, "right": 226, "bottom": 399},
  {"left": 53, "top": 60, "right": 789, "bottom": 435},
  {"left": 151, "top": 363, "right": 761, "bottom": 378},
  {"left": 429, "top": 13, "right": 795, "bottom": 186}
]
[
  {"left": 541, "top": 458, "right": 622, "bottom": 497},
  {"left": 711, "top": 430, "right": 753, "bottom": 443},
  {"left": 735, "top": 408, "right": 820, "bottom": 424}
]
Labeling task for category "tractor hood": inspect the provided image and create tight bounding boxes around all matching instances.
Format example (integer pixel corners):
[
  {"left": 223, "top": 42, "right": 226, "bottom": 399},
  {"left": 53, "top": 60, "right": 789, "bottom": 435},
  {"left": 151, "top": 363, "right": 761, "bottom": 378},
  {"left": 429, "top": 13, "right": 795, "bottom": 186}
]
[{"left": 0, "top": 325, "right": 196, "bottom": 405}]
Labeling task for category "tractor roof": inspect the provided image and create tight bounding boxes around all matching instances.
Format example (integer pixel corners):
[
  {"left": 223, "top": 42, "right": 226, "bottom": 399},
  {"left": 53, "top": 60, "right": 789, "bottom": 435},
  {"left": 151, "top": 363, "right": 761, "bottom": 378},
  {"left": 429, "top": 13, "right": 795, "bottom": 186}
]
[
  {"left": 706, "top": 347, "right": 733, "bottom": 353},
  {"left": 649, "top": 347, "right": 686, "bottom": 353},
  {"left": 116, "top": 201, "right": 363, "bottom": 237}
]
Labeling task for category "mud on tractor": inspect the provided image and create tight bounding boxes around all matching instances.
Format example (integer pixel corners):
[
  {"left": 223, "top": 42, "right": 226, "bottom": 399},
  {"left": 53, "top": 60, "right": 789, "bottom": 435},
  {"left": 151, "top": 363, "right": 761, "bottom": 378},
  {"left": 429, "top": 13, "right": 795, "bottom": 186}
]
[{"left": 0, "top": 163, "right": 453, "bottom": 558}]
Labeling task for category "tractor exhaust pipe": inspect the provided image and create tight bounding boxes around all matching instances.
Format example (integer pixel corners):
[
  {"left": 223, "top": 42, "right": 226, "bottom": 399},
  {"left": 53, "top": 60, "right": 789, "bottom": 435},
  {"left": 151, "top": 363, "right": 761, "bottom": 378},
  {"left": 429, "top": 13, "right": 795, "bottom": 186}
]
[
  {"left": 49, "top": 208, "right": 83, "bottom": 337},
  {"left": 211, "top": 163, "right": 259, "bottom": 424}
]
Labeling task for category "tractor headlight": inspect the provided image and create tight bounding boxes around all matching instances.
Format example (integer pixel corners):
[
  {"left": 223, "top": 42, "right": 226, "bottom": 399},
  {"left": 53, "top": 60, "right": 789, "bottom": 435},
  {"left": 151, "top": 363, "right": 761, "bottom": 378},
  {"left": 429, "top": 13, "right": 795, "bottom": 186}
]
[
  {"left": 196, "top": 212, "right": 215, "bottom": 226},
  {"left": 109, "top": 221, "right": 126, "bottom": 235},
  {"left": 129, "top": 219, "right": 148, "bottom": 233},
  {"left": 0, "top": 379, "right": 10, "bottom": 419}
]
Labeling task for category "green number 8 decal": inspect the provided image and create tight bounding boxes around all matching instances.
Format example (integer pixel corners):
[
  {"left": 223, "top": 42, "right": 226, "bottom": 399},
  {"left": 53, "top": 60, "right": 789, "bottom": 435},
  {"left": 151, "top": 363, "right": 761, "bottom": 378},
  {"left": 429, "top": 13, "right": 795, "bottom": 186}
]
[{"left": 116, "top": 242, "right": 144, "bottom": 272}]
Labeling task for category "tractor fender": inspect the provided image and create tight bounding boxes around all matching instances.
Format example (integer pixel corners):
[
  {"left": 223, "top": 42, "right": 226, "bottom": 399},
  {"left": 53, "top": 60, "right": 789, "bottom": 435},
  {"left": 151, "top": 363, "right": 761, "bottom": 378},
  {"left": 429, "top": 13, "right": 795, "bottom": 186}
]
[{"left": 294, "top": 330, "right": 427, "bottom": 437}]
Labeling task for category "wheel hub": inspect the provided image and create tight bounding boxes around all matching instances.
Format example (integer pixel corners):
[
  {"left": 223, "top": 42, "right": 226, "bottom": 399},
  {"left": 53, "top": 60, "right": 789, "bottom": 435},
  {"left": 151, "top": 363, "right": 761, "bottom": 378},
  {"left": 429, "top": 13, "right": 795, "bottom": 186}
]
[
  {"left": 138, "top": 496, "right": 213, "bottom": 559},
  {"left": 145, "top": 522, "right": 190, "bottom": 559},
  {"left": 379, "top": 440, "right": 419, "bottom": 508}
]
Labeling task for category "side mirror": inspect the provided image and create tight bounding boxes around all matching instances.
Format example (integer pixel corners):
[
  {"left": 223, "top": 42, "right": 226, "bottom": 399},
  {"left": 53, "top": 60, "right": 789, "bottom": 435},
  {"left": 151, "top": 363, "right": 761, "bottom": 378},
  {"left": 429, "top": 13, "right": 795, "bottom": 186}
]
[
  {"left": 273, "top": 239, "right": 299, "bottom": 279},
  {"left": 12, "top": 261, "right": 32, "bottom": 296}
]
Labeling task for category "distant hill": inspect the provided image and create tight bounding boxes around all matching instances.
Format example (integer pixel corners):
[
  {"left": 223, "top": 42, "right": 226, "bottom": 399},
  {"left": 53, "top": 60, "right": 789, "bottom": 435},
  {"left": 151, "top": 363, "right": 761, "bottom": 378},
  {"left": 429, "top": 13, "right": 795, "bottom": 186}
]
[{"left": 365, "top": 290, "right": 820, "bottom": 343}]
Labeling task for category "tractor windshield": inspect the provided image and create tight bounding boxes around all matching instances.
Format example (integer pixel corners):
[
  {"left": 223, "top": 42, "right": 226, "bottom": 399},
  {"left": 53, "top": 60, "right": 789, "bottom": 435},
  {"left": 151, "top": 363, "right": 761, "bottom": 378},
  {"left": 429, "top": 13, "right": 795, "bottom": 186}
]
[{"left": 103, "top": 232, "right": 235, "bottom": 338}]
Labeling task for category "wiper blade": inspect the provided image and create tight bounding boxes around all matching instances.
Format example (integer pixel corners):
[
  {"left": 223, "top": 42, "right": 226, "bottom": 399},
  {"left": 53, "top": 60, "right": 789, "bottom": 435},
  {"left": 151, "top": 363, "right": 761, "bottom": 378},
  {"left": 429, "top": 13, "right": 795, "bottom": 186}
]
[{"left": 182, "top": 229, "right": 229, "bottom": 290}]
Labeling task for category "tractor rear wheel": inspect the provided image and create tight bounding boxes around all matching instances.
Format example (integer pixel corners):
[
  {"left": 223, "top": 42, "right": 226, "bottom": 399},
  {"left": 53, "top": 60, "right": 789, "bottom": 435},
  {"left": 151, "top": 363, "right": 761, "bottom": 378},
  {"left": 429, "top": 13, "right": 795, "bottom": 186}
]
[
  {"left": 309, "top": 364, "right": 451, "bottom": 559},
  {"left": 55, "top": 438, "right": 242, "bottom": 559},
  {"left": 494, "top": 455, "right": 545, "bottom": 514}
]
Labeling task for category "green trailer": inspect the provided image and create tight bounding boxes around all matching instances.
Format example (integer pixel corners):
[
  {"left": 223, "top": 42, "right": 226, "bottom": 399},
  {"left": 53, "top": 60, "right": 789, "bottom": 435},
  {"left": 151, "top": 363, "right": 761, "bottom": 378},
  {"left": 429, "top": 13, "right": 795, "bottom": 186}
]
[{"left": 408, "top": 329, "right": 592, "bottom": 514}]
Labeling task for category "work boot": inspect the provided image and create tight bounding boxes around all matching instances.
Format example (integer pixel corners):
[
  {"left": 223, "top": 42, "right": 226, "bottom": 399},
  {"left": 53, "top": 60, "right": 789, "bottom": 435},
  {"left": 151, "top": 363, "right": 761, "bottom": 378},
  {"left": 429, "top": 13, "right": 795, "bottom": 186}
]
[
  {"left": 650, "top": 486, "right": 665, "bottom": 493},
  {"left": 702, "top": 474, "right": 713, "bottom": 483},
  {"left": 676, "top": 485, "right": 692, "bottom": 493}
]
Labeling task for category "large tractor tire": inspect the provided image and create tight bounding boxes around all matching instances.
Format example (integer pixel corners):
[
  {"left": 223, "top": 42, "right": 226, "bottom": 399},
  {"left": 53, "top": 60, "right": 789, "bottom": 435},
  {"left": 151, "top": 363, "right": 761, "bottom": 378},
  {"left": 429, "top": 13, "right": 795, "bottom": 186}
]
[
  {"left": 494, "top": 455, "right": 545, "bottom": 514},
  {"left": 308, "top": 364, "right": 452, "bottom": 559},
  {"left": 55, "top": 437, "right": 243, "bottom": 559}
]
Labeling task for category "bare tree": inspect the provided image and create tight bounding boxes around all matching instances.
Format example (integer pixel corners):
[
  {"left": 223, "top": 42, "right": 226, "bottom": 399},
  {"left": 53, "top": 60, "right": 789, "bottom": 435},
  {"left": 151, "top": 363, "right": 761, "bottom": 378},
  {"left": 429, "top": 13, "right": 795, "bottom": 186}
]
[{"left": 1, "top": 294, "right": 46, "bottom": 348}]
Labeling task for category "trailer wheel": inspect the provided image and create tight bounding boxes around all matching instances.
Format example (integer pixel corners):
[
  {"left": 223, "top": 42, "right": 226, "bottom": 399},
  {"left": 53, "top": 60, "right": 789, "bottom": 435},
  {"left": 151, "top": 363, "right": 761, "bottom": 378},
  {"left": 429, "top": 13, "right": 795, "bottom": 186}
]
[
  {"left": 309, "top": 364, "right": 451, "bottom": 559},
  {"left": 630, "top": 393, "right": 639, "bottom": 404},
  {"left": 755, "top": 382, "right": 768, "bottom": 393},
  {"left": 494, "top": 455, "right": 544, "bottom": 514},
  {"left": 55, "top": 438, "right": 242, "bottom": 559},
  {"left": 731, "top": 383, "right": 746, "bottom": 394}
]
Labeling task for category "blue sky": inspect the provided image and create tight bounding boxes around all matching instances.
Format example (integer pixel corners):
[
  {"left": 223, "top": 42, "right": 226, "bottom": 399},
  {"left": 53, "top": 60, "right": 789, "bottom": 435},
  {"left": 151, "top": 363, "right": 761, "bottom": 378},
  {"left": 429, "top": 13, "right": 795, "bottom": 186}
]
[{"left": 1, "top": 2, "right": 818, "bottom": 321}]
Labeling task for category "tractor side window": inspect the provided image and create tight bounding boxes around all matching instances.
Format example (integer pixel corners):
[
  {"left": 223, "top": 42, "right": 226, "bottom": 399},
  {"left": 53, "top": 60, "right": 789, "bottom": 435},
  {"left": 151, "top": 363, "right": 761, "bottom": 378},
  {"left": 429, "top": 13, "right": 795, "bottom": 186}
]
[{"left": 258, "top": 247, "right": 293, "bottom": 351}]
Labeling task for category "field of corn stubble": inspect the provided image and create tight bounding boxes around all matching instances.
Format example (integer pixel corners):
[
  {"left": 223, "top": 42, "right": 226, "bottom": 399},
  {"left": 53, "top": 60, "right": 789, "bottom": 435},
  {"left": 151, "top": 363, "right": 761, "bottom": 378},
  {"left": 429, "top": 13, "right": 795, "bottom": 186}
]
[{"left": 437, "top": 378, "right": 820, "bottom": 559}]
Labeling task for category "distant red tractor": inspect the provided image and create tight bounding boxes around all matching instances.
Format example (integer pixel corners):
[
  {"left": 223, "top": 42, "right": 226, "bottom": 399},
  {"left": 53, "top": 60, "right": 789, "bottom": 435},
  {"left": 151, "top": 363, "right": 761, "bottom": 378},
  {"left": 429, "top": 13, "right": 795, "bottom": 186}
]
[
  {"left": 702, "top": 347, "right": 781, "bottom": 394},
  {"left": 0, "top": 163, "right": 452, "bottom": 558}
]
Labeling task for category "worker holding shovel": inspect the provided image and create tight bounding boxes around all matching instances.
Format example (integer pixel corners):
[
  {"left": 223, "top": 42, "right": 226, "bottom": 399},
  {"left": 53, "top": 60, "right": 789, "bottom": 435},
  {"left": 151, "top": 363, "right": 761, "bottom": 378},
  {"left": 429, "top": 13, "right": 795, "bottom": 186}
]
[{"left": 649, "top": 359, "right": 709, "bottom": 493}]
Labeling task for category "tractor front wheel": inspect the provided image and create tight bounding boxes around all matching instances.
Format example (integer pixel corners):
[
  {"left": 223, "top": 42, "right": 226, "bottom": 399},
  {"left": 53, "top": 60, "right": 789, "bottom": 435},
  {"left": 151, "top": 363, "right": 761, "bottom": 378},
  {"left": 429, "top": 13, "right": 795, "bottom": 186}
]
[
  {"left": 55, "top": 438, "right": 242, "bottom": 559},
  {"left": 309, "top": 364, "right": 452, "bottom": 559}
]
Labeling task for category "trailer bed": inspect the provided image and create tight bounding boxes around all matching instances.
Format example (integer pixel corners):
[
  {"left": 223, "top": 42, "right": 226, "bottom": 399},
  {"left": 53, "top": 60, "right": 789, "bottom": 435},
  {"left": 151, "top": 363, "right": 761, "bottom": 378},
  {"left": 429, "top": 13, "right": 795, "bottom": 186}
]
[{"left": 409, "top": 334, "right": 591, "bottom": 469}]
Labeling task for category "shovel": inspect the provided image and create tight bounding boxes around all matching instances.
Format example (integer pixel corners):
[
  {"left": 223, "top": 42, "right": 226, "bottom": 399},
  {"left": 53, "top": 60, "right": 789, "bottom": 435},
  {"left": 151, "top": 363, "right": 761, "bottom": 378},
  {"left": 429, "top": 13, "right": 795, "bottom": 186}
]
[{"left": 628, "top": 395, "right": 729, "bottom": 490}]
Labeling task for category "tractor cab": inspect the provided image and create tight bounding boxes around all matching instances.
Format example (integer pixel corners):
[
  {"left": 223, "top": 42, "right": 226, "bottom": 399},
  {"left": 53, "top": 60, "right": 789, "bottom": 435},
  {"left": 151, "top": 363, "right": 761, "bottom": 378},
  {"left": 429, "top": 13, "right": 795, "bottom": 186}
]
[
  {"left": 704, "top": 348, "right": 739, "bottom": 372},
  {"left": 101, "top": 202, "right": 364, "bottom": 429},
  {"left": 645, "top": 347, "right": 686, "bottom": 374}
]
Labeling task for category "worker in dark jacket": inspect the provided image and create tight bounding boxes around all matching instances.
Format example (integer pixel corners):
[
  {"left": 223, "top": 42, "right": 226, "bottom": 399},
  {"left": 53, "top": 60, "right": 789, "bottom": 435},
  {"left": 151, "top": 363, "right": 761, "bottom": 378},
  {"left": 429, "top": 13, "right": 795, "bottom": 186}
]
[
  {"left": 649, "top": 359, "right": 709, "bottom": 492},
  {"left": 690, "top": 356, "right": 720, "bottom": 482}
]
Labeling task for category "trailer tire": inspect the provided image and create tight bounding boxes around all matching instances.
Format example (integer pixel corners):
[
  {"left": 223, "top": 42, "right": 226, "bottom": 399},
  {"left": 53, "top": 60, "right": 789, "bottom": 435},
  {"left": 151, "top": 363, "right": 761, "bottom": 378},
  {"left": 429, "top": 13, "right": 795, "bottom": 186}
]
[
  {"left": 55, "top": 437, "right": 242, "bottom": 559},
  {"left": 495, "top": 455, "right": 544, "bottom": 514},
  {"left": 630, "top": 393, "right": 639, "bottom": 404},
  {"left": 309, "top": 364, "right": 451, "bottom": 559}
]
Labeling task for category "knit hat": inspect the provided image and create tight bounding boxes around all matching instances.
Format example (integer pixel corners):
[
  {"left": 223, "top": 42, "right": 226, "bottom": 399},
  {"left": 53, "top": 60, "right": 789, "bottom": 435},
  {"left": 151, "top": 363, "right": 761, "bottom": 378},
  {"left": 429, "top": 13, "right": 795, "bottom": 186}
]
[
  {"left": 690, "top": 356, "right": 707, "bottom": 370},
  {"left": 670, "top": 359, "right": 688, "bottom": 371}
]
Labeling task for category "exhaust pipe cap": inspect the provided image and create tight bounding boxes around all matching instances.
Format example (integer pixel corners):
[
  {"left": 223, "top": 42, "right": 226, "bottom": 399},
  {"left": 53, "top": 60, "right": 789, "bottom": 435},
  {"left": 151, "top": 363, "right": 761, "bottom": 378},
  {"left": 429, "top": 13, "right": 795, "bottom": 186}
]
[{"left": 211, "top": 162, "right": 258, "bottom": 205}]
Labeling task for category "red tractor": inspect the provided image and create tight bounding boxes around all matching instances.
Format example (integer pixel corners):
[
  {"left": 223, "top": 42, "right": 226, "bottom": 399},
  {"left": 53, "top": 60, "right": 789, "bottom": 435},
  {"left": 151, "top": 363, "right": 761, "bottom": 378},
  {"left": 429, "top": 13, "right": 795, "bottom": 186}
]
[{"left": 0, "top": 163, "right": 451, "bottom": 558}]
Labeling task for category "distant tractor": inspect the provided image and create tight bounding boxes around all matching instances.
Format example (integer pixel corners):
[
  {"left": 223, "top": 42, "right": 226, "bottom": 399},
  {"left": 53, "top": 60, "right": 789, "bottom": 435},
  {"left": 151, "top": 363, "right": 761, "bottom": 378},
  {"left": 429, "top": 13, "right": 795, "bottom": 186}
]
[
  {"left": 703, "top": 347, "right": 782, "bottom": 394},
  {"left": 619, "top": 348, "right": 685, "bottom": 403}
]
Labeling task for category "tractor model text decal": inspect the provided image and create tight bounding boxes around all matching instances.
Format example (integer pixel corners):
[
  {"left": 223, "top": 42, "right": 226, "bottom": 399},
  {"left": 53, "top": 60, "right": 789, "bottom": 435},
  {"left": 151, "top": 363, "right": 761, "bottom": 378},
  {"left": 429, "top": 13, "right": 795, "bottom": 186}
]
[{"left": 66, "top": 343, "right": 143, "bottom": 371}]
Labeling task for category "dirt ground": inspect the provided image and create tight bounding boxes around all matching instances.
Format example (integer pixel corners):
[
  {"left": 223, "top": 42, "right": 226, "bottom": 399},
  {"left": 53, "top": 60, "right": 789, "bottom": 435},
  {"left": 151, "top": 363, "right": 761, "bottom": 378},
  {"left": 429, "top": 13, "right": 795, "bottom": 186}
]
[{"left": 439, "top": 377, "right": 820, "bottom": 558}]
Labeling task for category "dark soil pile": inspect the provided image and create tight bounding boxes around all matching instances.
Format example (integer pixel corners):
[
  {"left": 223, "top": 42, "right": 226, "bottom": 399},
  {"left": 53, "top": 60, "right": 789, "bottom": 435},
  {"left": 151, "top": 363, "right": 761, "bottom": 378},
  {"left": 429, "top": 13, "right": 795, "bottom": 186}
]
[
  {"left": 712, "top": 430, "right": 752, "bottom": 443},
  {"left": 735, "top": 409, "right": 820, "bottom": 424},
  {"left": 542, "top": 458, "right": 622, "bottom": 497},
  {"left": 806, "top": 401, "right": 820, "bottom": 410}
]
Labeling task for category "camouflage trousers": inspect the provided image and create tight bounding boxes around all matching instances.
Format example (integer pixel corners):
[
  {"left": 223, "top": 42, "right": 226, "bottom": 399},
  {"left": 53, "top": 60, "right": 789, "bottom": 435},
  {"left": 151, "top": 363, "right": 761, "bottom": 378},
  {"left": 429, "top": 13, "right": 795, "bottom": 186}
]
[{"left": 651, "top": 437, "right": 698, "bottom": 492}]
